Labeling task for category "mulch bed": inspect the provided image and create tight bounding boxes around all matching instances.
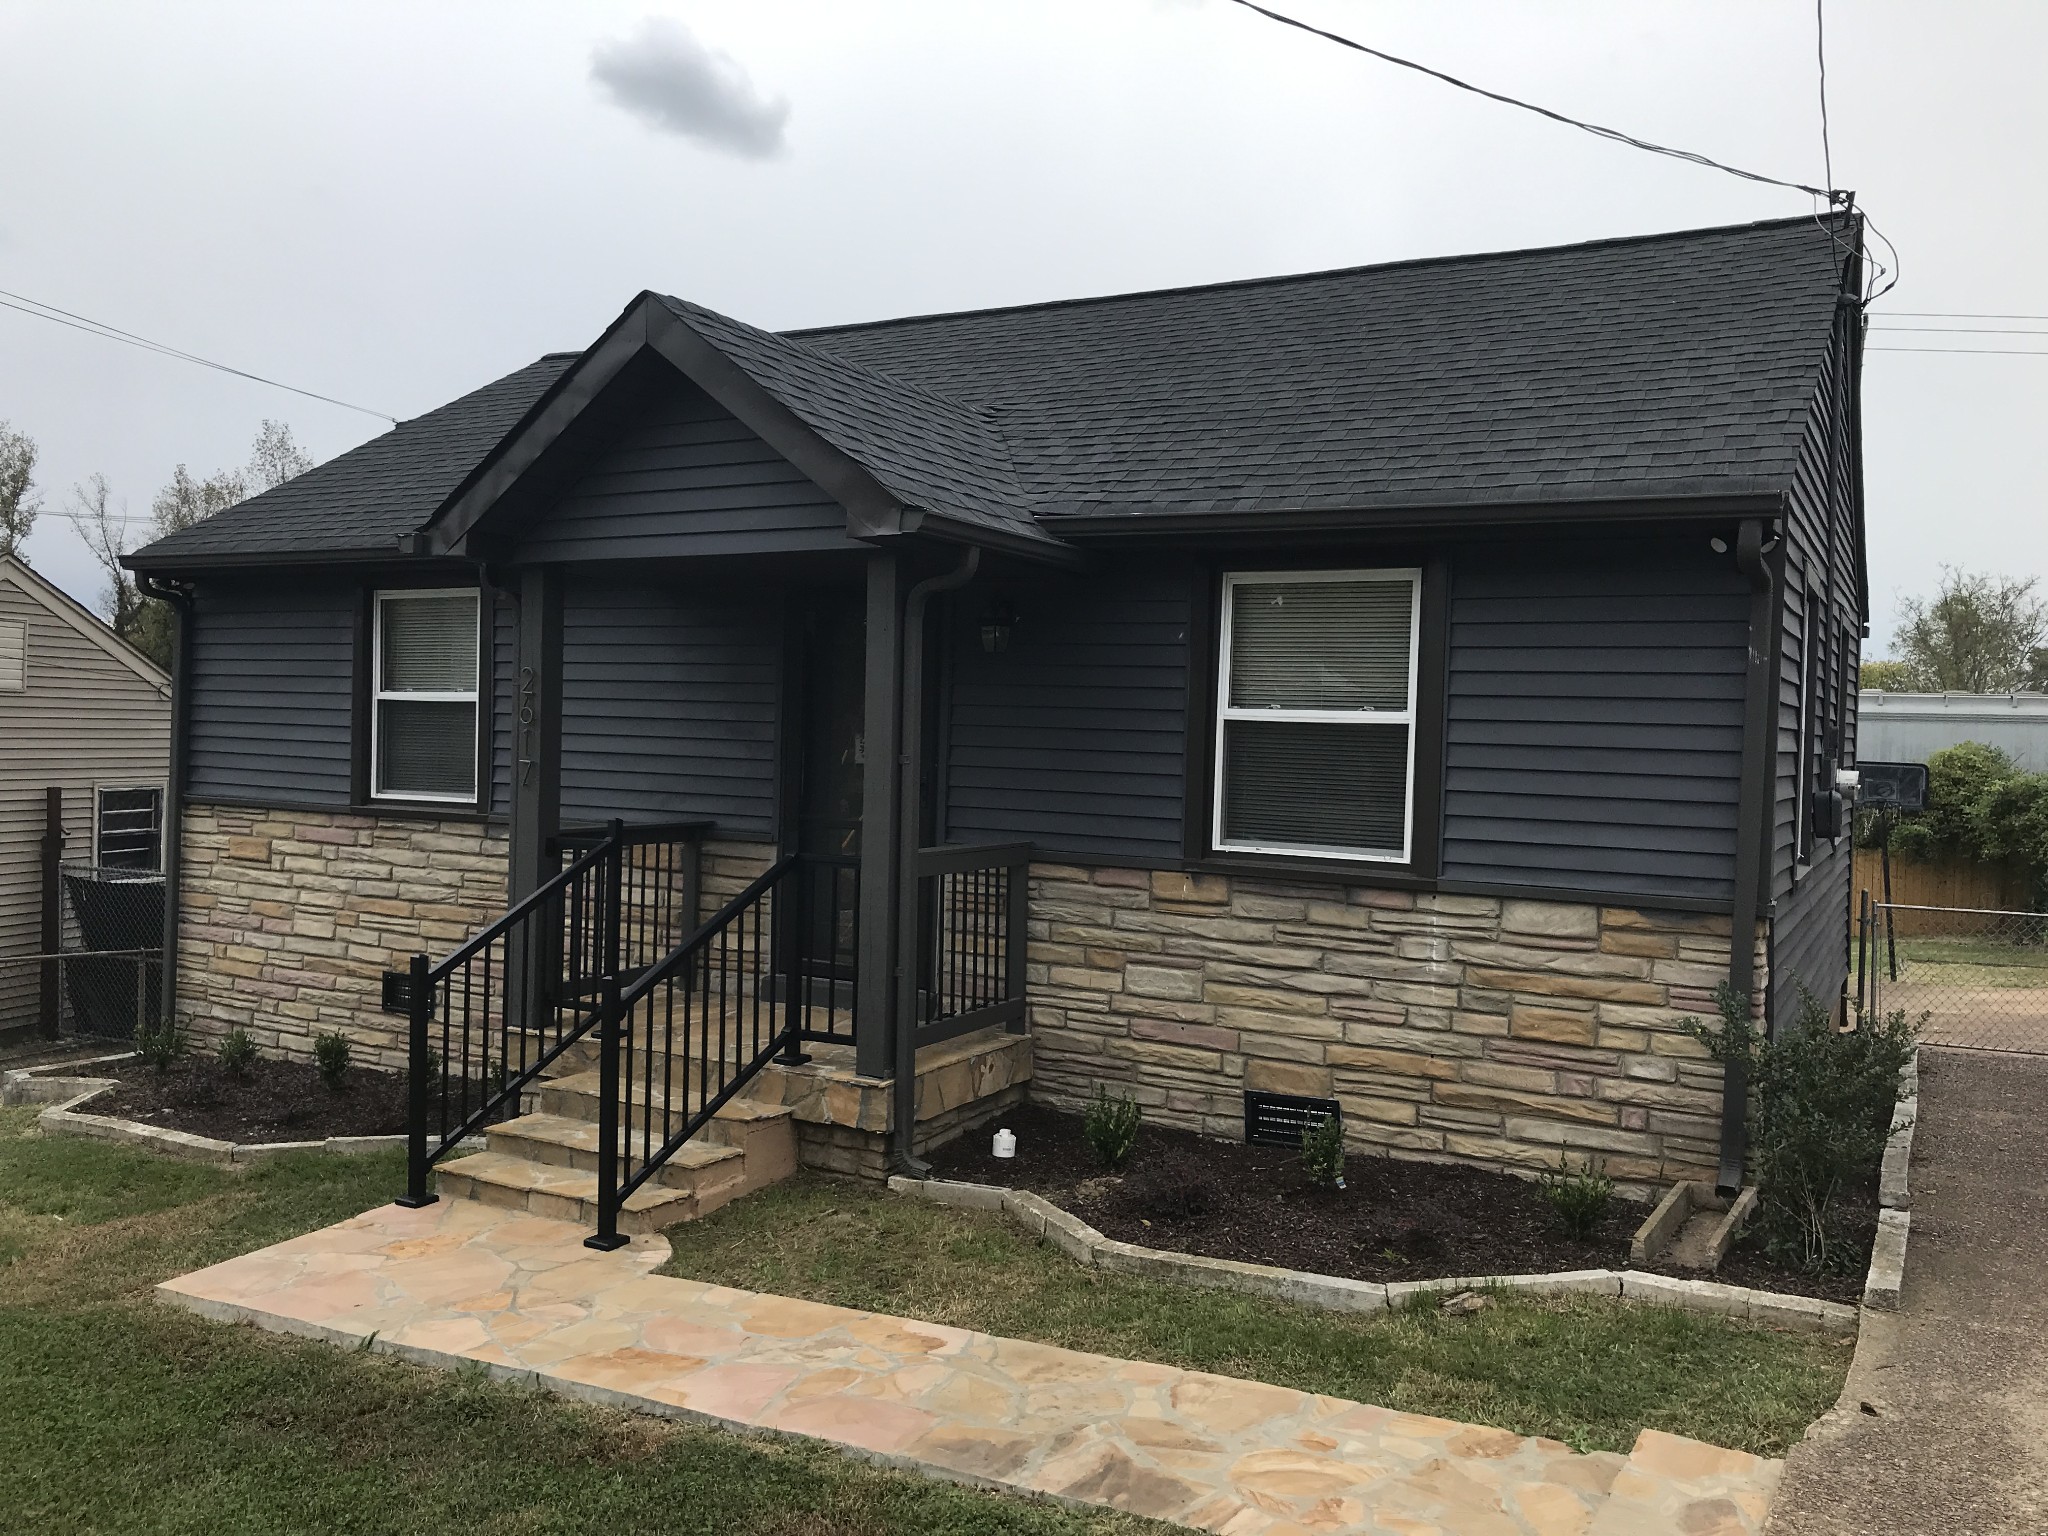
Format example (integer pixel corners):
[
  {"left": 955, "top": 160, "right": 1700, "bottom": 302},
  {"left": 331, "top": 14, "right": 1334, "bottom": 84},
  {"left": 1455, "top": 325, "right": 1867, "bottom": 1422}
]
[
  {"left": 86, "top": 1054, "right": 409, "bottom": 1143},
  {"left": 928, "top": 1103, "right": 1870, "bottom": 1304}
]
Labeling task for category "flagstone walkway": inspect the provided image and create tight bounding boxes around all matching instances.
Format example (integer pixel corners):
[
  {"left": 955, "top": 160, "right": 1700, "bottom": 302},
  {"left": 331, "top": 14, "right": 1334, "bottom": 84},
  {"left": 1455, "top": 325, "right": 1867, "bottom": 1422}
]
[{"left": 159, "top": 1198, "right": 1782, "bottom": 1535}]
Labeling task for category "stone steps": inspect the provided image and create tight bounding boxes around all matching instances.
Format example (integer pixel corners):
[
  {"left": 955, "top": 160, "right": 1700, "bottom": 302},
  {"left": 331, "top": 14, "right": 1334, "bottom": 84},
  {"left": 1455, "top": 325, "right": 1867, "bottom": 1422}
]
[{"left": 435, "top": 1075, "right": 798, "bottom": 1234}]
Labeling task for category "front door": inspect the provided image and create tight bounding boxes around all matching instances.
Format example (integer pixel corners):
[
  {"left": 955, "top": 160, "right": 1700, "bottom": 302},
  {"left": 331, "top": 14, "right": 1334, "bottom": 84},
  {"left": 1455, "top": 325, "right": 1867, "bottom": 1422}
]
[{"left": 794, "top": 591, "right": 864, "bottom": 990}]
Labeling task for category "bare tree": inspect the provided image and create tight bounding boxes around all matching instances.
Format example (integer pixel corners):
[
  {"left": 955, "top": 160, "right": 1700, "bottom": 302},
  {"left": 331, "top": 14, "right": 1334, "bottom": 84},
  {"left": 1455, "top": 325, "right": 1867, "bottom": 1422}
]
[
  {"left": 0, "top": 421, "right": 40, "bottom": 559},
  {"left": 66, "top": 421, "right": 318, "bottom": 669},
  {"left": 247, "top": 419, "right": 314, "bottom": 492},
  {"left": 67, "top": 473, "right": 147, "bottom": 640}
]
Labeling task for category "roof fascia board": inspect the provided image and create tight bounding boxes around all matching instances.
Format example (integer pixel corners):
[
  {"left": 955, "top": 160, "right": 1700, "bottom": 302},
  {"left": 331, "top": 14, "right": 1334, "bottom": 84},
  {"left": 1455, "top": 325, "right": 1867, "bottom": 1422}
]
[
  {"left": 913, "top": 510, "right": 1088, "bottom": 569},
  {"left": 427, "top": 300, "right": 658, "bottom": 555},
  {"left": 1042, "top": 492, "right": 1788, "bottom": 542},
  {"left": 123, "top": 548, "right": 482, "bottom": 577},
  {"left": 426, "top": 296, "right": 909, "bottom": 555},
  {"left": 641, "top": 304, "right": 906, "bottom": 538},
  {"left": 0, "top": 553, "right": 171, "bottom": 690}
]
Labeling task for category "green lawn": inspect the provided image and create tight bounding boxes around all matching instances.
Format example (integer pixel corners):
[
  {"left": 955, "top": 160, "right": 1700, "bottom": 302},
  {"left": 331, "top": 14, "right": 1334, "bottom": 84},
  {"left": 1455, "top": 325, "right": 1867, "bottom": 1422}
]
[
  {"left": 661, "top": 1173, "right": 1851, "bottom": 1458},
  {"left": 0, "top": 1109, "right": 1153, "bottom": 1536},
  {"left": 1856, "top": 932, "right": 2048, "bottom": 988}
]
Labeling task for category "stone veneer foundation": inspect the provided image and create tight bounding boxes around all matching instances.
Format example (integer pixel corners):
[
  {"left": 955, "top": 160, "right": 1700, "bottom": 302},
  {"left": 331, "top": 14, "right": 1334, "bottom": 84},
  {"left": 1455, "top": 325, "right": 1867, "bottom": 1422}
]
[
  {"left": 1025, "top": 864, "right": 1765, "bottom": 1192},
  {"left": 178, "top": 805, "right": 512, "bottom": 1072}
]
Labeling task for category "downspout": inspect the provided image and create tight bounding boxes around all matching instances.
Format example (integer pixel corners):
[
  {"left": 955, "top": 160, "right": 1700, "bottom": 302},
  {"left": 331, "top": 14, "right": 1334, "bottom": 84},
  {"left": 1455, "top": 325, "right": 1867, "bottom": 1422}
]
[
  {"left": 892, "top": 545, "right": 981, "bottom": 1174},
  {"left": 137, "top": 573, "right": 194, "bottom": 1036},
  {"left": 1720, "top": 516, "right": 1777, "bottom": 1195}
]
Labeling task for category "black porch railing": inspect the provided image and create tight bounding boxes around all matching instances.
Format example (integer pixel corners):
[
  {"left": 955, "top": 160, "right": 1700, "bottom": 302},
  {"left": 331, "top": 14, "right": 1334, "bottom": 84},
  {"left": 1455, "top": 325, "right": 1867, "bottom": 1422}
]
[
  {"left": 914, "top": 842, "right": 1030, "bottom": 1046},
  {"left": 585, "top": 853, "right": 809, "bottom": 1248},
  {"left": 394, "top": 820, "right": 708, "bottom": 1207}
]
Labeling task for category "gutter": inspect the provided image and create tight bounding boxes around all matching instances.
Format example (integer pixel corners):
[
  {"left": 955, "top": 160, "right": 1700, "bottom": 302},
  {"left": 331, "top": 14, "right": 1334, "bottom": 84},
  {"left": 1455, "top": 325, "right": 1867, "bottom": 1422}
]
[
  {"left": 892, "top": 545, "right": 981, "bottom": 1174},
  {"left": 136, "top": 573, "right": 195, "bottom": 1037},
  {"left": 1719, "top": 516, "right": 1778, "bottom": 1195}
]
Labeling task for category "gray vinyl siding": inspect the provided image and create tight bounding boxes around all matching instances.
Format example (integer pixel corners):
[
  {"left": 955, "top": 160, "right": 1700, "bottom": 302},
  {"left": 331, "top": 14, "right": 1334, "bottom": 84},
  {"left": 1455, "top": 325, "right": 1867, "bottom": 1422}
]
[
  {"left": 558, "top": 574, "right": 781, "bottom": 837},
  {"left": 514, "top": 376, "right": 859, "bottom": 562},
  {"left": 941, "top": 564, "right": 1189, "bottom": 862},
  {"left": 1441, "top": 544, "right": 1748, "bottom": 903},
  {"left": 187, "top": 579, "right": 356, "bottom": 805},
  {"left": 489, "top": 590, "right": 515, "bottom": 817},
  {"left": 1771, "top": 833, "right": 1852, "bottom": 1027},
  {"left": 0, "top": 569, "right": 171, "bottom": 1030}
]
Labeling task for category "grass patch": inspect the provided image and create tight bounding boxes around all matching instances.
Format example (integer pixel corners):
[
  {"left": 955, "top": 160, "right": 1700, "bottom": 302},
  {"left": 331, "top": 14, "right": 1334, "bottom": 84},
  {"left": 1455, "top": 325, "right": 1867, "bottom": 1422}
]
[
  {"left": 0, "top": 1110, "right": 1150, "bottom": 1535},
  {"left": 660, "top": 1173, "right": 1851, "bottom": 1457}
]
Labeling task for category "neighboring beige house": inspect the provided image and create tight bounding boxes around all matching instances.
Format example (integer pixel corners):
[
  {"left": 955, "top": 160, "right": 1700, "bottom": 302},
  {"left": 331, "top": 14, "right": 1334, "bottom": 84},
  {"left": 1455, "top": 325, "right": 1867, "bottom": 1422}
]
[{"left": 0, "top": 554, "right": 172, "bottom": 1037}]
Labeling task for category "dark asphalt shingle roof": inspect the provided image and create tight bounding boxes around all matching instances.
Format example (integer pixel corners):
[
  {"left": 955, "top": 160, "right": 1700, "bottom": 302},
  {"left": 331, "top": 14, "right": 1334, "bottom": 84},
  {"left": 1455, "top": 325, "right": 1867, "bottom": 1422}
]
[
  {"left": 132, "top": 215, "right": 1848, "bottom": 566},
  {"left": 794, "top": 215, "right": 1847, "bottom": 520},
  {"left": 132, "top": 353, "right": 576, "bottom": 562}
]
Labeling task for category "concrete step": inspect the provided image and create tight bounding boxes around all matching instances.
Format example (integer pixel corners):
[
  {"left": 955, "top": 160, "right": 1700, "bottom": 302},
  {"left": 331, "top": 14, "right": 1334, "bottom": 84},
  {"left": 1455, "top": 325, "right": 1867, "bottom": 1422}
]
[
  {"left": 483, "top": 1112, "right": 745, "bottom": 1189},
  {"left": 534, "top": 1069, "right": 795, "bottom": 1158},
  {"left": 433, "top": 1152, "right": 701, "bottom": 1234}
]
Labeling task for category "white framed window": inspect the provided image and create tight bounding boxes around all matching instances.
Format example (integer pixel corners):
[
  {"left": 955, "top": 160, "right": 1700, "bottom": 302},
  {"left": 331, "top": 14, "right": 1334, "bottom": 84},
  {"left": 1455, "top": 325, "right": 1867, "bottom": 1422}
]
[
  {"left": 371, "top": 588, "right": 481, "bottom": 803},
  {"left": 1212, "top": 568, "right": 1421, "bottom": 863},
  {"left": 0, "top": 618, "right": 24, "bottom": 692},
  {"left": 95, "top": 785, "right": 164, "bottom": 870}
]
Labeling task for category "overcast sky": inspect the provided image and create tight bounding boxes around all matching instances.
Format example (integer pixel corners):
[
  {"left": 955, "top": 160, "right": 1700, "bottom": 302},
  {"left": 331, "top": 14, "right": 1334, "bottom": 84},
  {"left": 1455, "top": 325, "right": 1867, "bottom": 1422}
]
[{"left": 3, "top": 0, "right": 2043, "bottom": 655}]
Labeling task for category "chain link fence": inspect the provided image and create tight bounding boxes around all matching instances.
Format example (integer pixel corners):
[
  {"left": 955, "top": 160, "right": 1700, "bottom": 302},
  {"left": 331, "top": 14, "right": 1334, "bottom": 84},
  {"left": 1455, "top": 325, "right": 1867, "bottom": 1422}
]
[
  {"left": 1860, "top": 895, "right": 2048, "bottom": 1054},
  {"left": 0, "top": 864, "right": 164, "bottom": 1044}
]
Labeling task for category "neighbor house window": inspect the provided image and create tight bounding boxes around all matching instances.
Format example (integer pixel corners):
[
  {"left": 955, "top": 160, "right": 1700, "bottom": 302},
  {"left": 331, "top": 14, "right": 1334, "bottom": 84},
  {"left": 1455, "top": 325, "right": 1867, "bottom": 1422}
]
[
  {"left": 1213, "top": 569, "right": 1421, "bottom": 862},
  {"left": 96, "top": 786, "right": 163, "bottom": 870},
  {"left": 372, "top": 588, "right": 480, "bottom": 802},
  {"left": 0, "top": 618, "right": 23, "bottom": 692}
]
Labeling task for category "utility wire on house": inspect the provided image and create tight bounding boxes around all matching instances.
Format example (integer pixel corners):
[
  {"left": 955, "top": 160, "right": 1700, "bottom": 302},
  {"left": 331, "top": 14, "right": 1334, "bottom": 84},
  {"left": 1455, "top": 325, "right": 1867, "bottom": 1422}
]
[
  {"left": 1224, "top": 0, "right": 1837, "bottom": 200},
  {"left": 1225, "top": 0, "right": 1905, "bottom": 306},
  {"left": 0, "top": 288, "right": 399, "bottom": 424}
]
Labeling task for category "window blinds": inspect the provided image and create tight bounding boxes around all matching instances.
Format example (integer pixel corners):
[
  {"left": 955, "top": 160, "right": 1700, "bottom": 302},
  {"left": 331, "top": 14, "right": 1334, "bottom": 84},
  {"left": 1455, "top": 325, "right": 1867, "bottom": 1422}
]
[{"left": 1215, "top": 571, "right": 1417, "bottom": 860}]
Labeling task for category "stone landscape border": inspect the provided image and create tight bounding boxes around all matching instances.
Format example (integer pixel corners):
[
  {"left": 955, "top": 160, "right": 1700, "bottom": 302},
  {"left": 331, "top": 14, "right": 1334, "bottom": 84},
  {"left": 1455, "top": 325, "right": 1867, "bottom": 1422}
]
[
  {"left": 1863, "top": 1047, "right": 1919, "bottom": 1312},
  {"left": 888, "top": 1174, "right": 1861, "bottom": 1334},
  {"left": 2, "top": 1055, "right": 405, "bottom": 1165}
]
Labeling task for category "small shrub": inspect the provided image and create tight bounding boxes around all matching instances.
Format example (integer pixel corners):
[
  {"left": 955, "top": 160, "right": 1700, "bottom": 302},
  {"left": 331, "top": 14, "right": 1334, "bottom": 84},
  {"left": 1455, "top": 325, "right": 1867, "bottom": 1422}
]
[
  {"left": 1082, "top": 1087, "right": 1142, "bottom": 1169},
  {"left": 1300, "top": 1112, "right": 1347, "bottom": 1190},
  {"left": 314, "top": 1031, "right": 353, "bottom": 1089},
  {"left": 135, "top": 1015, "right": 186, "bottom": 1072},
  {"left": 216, "top": 1029, "right": 259, "bottom": 1081},
  {"left": 1687, "top": 983, "right": 1917, "bottom": 1273},
  {"left": 1539, "top": 1165, "right": 1615, "bottom": 1239}
]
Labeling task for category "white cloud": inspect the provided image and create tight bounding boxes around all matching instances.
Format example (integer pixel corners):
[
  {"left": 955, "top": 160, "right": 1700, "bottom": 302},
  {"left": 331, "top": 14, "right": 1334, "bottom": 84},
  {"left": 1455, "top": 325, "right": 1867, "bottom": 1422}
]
[{"left": 589, "top": 16, "right": 788, "bottom": 159}]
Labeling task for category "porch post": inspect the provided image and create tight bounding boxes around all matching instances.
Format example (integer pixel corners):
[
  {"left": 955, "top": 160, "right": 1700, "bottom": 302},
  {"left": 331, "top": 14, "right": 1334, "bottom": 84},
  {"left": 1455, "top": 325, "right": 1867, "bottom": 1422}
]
[
  {"left": 509, "top": 566, "right": 564, "bottom": 1030},
  {"left": 854, "top": 552, "right": 902, "bottom": 1079}
]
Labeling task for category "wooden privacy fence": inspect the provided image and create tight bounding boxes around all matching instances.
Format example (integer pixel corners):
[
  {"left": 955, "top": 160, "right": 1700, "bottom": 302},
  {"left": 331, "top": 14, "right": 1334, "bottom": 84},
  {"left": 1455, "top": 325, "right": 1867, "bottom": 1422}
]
[{"left": 1853, "top": 847, "right": 2035, "bottom": 912}]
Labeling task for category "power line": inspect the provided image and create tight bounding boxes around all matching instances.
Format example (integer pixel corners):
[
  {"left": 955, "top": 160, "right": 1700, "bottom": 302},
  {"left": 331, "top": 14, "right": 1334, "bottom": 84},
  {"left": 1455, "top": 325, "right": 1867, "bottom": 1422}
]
[
  {"left": 1225, "top": 0, "right": 1838, "bottom": 200},
  {"left": 1871, "top": 325, "right": 2048, "bottom": 336},
  {"left": 0, "top": 288, "right": 398, "bottom": 423},
  {"left": 1867, "top": 346, "right": 2048, "bottom": 356},
  {"left": 1816, "top": 0, "right": 1834, "bottom": 196},
  {"left": 1874, "top": 310, "right": 2048, "bottom": 321}
]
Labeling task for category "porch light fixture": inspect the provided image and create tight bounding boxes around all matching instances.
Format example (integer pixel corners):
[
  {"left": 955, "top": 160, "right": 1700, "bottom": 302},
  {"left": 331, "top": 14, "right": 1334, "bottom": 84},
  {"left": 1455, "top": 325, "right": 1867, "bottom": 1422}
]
[{"left": 980, "top": 600, "right": 1018, "bottom": 653}]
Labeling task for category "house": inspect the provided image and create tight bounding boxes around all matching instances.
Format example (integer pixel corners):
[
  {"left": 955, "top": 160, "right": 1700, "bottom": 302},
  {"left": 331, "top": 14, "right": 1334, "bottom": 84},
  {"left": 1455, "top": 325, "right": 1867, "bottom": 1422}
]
[
  {"left": 125, "top": 214, "right": 1867, "bottom": 1221},
  {"left": 1858, "top": 690, "right": 2048, "bottom": 773},
  {"left": 0, "top": 553, "right": 173, "bottom": 1039}
]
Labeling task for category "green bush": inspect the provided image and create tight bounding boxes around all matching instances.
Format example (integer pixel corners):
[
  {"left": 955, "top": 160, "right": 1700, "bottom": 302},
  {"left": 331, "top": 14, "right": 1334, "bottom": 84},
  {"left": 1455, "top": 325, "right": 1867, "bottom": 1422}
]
[
  {"left": 1299, "top": 1113, "right": 1347, "bottom": 1190},
  {"left": 1538, "top": 1166, "right": 1614, "bottom": 1239},
  {"left": 313, "top": 1032, "right": 352, "bottom": 1090},
  {"left": 1687, "top": 984, "right": 1917, "bottom": 1274},
  {"left": 134, "top": 1014, "right": 186, "bottom": 1072},
  {"left": 1081, "top": 1087, "right": 1141, "bottom": 1169},
  {"left": 1870, "top": 741, "right": 2048, "bottom": 907},
  {"left": 215, "top": 1029, "right": 258, "bottom": 1081}
]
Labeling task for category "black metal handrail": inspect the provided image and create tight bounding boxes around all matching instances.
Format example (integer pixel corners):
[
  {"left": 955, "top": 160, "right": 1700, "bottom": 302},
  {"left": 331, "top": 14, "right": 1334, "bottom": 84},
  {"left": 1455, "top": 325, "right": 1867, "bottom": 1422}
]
[
  {"left": 913, "top": 841, "right": 1030, "bottom": 1047},
  {"left": 397, "top": 819, "right": 708, "bottom": 1209},
  {"left": 585, "top": 853, "right": 806, "bottom": 1249}
]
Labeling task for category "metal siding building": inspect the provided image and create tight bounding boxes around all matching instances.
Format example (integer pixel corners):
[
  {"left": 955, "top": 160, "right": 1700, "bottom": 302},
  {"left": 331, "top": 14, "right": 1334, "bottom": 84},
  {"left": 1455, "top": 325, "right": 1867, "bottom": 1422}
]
[{"left": 1857, "top": 692, "right": 2048, "bottom": 772}]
